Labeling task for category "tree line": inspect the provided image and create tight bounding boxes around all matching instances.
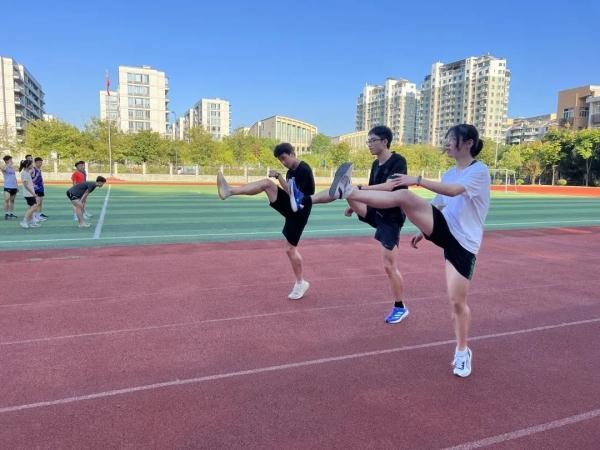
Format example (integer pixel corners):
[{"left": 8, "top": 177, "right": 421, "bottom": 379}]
[{"left": 2, "top": 119, "right": 599, "bottom": 185}]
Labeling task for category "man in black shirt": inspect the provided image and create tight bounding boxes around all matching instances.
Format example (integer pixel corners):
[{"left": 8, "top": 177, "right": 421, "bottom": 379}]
[
  {"left": 66, "top": 176, "right": 107, "bottom": 228},
  {"left": 217, "top": 143, "right": 315, "bottom": 300},
  {"left": 292, "top": 126, "right": 409, "bottom": 324}
]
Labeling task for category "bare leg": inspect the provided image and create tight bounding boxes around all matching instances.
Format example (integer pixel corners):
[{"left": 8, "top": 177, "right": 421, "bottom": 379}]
[
  {"left": 310, "top": 189, "right": 335, "bottom": 205},
  {"left": 285, "top": 242, "right": 304, "bottom": 282},
  {"left": 219, "top": 174, "right": 279, "bottom": 204},
  {"left": 445, "top": 261, "right": 471, "bottom": 350},
  {"left": 3, "top": 192, "right": 9, "bottom": 214},
  {"left": 346, "top": 198, "right": 367, "bottom": 218},
  {"left": 382, "top": 246, "right": 403, "bottom": 301},
  {"left": 72, "top": 201, "right": 85, "bottom": 225},
  {"left": 25, "top": 205, "right": 35, "bottom": 223},
  {"left": 9, "top": 193, "right": 16, "bottom": 214},
  {"left": 347, "top": 189, "right": 434, "bottom": 236}
]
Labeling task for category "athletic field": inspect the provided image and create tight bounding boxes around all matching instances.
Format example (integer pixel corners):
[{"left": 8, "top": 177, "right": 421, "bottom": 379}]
[
  {"left": 1, "top": 184, "right": 600, "bottom": 448},
  {"left": 1, "top": 183, "right": 599, "bottom": 250}
]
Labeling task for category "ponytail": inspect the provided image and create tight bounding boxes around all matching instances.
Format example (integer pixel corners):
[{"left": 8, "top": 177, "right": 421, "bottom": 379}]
[
  {"left": 19, "top": 160, "right": 32, "bottom": 172},
  {"left": 445, "top": 124, "right": 483, "bottom": 157}
]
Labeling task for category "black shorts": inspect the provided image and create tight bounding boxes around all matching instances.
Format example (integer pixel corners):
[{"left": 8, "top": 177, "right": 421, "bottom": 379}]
[
  {"left": 25, "top": 197, "right": 37, "bottom": 207},
  {"left": 66, "top": 191, "right": 80, "bottom": 201},
  {"left": 35, "top": 189, "right": 45, "bottom": 197},
  {"left": 4, "top": 188, "right": 18, "bottom": 196},
  {"left": 425, "top": 206, "right": 477, "bottom": 280},
  {"left": 358, "top": 206, "right": 405, "bottom": 250},
  {"left": 269, "top": 187, "right": 311, "bottom": 246}
]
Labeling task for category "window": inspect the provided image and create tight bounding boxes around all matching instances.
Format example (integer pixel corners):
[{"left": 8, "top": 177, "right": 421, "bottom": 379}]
[
  {"left": 579, "top": 107, "right": 589, "bottom": 118},
  {"left": 563, "top": 108, "right": 574, "bottom": 119}
]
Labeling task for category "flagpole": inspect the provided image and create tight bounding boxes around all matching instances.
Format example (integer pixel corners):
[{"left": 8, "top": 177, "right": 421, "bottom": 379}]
[{"left": 106, "top": 70, "right": 113, "bottom": 177}]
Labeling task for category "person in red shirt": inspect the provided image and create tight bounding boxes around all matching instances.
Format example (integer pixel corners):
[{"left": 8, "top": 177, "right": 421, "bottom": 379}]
[{"left": 70, "top": 161, "right": 91, "bottom": 220}]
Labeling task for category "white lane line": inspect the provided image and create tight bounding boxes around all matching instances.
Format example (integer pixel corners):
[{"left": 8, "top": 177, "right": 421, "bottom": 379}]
[
  {"left": 0, "top": 282, "right": 569, "bottom": 344},
  {"left": 443, "top": 409, "right": 600, "bottom": 449},
  {"left": 93, "top": 185, "right": 111, "bottom": 239},
  {"left": 1, "top": 219, "right": 600, "bottom": 245},
  {"left": 0, "top": 317, "right": 598, "bottom": 414}
]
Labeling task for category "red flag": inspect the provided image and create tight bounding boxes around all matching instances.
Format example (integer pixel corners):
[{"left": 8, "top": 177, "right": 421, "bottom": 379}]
[{"left": 105, "top": 70, "right": 110, "bottom": 96}]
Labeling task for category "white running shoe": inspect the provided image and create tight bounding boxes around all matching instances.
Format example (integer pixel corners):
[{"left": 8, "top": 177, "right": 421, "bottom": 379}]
[
  {"left": 84, "top": 212, "right": 92, "bottom": 219},
  {"left": 452, "top": 347, "right": 472, "bottom": 377},
  {"left": 29, "top": 221, "right": 41, "bottom": 227},
  {"left": 217, "top": 172, "right": 231, "bottom": 200},
  {"left": 329, "top": 162, "right": 354, "bottom": 199},
  {"left": 78, "top": 222, "right": 91, "bottom": 228},
  {"left": 19, "top": 221, "right": 29, "bottom": 229},
  {"left": 288, "top": 280, "right": 310, "bottom": 300}
]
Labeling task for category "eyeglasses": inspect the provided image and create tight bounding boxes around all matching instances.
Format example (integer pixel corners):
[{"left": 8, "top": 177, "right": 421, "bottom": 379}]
[{"left": 366, "top": 138, "right": 383, "bottom": 145}]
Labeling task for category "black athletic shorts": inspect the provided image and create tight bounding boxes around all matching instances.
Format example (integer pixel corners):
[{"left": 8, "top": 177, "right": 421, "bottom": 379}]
[
  {"left": 35, "top": 189, "right": 45, "bottom": 197},
  {"left": 4, "top": 188, "right": 18, "bottom": 196},
  {"left": 66, "top": 191, "right": 80, "bottom": 201},
  {"left": 24, "top": 197, "right": 36, "bottom": 207},
  {"left": 424, "top": 205, "right": 476, "bottom": 280},
  {"left": 358, "top": 206, "right": 405, "bottom": 250},
  {"left": 269, "top": 187, "right": 311, "bottom": 246}
]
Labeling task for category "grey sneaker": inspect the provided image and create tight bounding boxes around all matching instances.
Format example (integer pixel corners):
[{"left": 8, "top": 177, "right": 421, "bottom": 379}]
[
  {"left": 217, "top": 172, "right": 231, "bottom": 200},
  {"left": 329, "top": 162, "right": 354, "bottom": 199}
]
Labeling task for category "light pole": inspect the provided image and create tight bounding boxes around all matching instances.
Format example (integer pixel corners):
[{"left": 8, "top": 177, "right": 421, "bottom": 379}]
[{"left": 169, "top": 111, "right": 178, "bottom": 173}]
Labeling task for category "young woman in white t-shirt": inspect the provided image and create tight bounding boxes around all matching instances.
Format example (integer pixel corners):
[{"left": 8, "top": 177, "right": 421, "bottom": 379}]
[
  {"left": 328, "top": 124, "right": 490, "bottom": 378},
  {"left": 18, "top": 159, "right": 40, "bottom": 229}
]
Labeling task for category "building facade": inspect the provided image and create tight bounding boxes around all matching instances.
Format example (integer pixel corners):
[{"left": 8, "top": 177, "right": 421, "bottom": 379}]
[
  {"left": 586, "top": 95, "right": 600, "bottom": 129},
  {"left": 355, "top": 78, "right": 419, "bottom": 145},
  {"left": 99, "top": 65, "right": 169, "bottom": 136},
  {"left": 420, "top": 55, "right": 510, "bottom": 145},
  {"left": 1, "top": 56, "right": 45, "bottom": 143},
  {"left": 505, "top": 113, "right": 557, "bottom": 145},
  {"left": 176, "top": 98, "right": 231, "bottom": 141},
  {"left": 557, "top": 85, "right": 600, "bottom": 130},
  {"left": 249, "top": 115, "right": 317, "bottom": 154},
  {"left": 331, "top": 130, "right": 369, "bottom": 150}
]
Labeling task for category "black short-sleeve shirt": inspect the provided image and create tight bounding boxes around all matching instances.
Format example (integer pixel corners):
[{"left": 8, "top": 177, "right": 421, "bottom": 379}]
[
  {"left": 286, "top": 161, "right": 315, "bottom": 196},
  {"left": 369, "top": 152, "right": 407, "bottom": 219}
]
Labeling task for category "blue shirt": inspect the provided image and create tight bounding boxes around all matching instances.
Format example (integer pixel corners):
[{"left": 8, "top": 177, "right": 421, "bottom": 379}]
[
  {"left": 32, "top": 167, "right": 44, "bottom": 191},
  {"left": 3, "top": 166, "right": 18, "bottom": 189}
]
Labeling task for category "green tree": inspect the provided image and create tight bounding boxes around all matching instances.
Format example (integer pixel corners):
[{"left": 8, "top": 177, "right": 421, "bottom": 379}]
[
  {"left": 23, "top": 119, "right": 86, "bottom": 162},
  {"left": 122, "top": 130, "right": 166, "bottom": 163},
  {"left": 328, "top": 142, "right": 351, "bottom": 167},
  {"left": 310, "top": 134, "right": 332, "bottom": 155}
]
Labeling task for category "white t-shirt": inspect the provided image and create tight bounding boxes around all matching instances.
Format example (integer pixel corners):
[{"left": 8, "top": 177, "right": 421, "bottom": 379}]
[
  {"left": 20, "top": 170, "right": 35, "bottom": 198},
  {"left": 431, "top": 161, "right": 490, "bottom": 254}
]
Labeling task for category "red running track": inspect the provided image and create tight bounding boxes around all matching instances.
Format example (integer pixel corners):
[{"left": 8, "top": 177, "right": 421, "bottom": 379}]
[{"left": 1, "top": 228, "right": 599, "bottom": 449}]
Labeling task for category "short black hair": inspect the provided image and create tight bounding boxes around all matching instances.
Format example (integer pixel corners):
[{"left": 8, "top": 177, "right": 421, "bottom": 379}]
[
  {"left": 368, "top": 126, "right": 393, "bottom": 148},
  {"left": 96, "top": 176, "right": 107, "bottom": 183},
  {"left": 273, "top": 142, "right": 295, "bottom": 158},
  {"left": 75, "top": 160, "right": 85, "bottom": 166},
  {"left": 2, "top": 155, "right": 12, "bottom": 163},
  {"left": 25, "top": 154, "right": 33, "bottom": 159},
  {"left": 34, "top": 157, "right": 43, "bottom": 162},
  {"left": 445, "top": 124, "right": 484, "bottom": 157}
]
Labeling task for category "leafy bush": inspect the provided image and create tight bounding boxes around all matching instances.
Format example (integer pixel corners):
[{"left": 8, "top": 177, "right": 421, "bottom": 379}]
[{"left": 557, "top": 179, "right": 567, "bottom": 186}]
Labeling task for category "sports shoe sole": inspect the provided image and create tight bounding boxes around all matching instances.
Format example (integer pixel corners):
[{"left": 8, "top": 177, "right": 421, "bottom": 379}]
[
  {"left": 385, "top": 310, "right": 410, "bottom": 324},
  {"left": 289, "top": 180, "right": 299, "bottom": 212},
  {"left": 328, "top": 162, "right": 353, "bottom": 198},
  {"left": 217, "top": 172, "right": 231, "bottom": 200}
]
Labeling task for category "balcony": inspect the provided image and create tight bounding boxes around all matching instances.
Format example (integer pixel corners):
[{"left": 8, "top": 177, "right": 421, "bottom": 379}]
[
  {"left": 591, "top": 113, "right": 600, "bottom": 125},
  {"left": 559, "top": 117, "right": 574, "bottom": 127}
]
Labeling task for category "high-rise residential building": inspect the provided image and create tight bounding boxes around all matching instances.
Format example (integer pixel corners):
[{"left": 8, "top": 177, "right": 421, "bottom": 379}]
[
  {"left": 249, "top": 115, "right": 317, "bottom": 154},
  {"left": 420, "top": 55, "right": 510, "bottom": 145},
  {"left": 176, "top": 98, "right": 231, "bottom": 141},
  {"left": 1, "top": 56, "right": 45, "bottom": 143},
  {"left": 355, "top": 78, "right": 419, "bottom": 144},
  {"left": 586, "top": 94, "right": 600, "bottom": 129},
  {"left": 557, "top": 85, "right": 600, "bottom": 130},
  {"left": 505, "top": 113, "right": 557, "bottom": 145},
  {"left": 99, "top": 65, "right": 169, "bottom": 136},
  {"left": 331, "top": 130, "right": 369, "bottom": 150}
]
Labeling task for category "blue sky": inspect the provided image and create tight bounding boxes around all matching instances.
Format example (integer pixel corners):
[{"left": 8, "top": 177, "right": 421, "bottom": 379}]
[{"left": 2, "top": 0, "right": 599, "bottom": 136}]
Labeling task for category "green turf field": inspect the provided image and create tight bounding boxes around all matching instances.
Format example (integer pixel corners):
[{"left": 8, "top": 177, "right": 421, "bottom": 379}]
[{"left": 1, "top": 184, "right": 599, "bottom": 251}]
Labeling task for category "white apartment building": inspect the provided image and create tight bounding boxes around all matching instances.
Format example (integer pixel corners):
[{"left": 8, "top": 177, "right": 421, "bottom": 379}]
[
  {"left": 249, "top": 115, "right": 317, "bottom": 154},
  {"left": 505, "top": 113, "right": 557, "bottom": 145},
  {"left": 1, "top": 56, "right": 45, "bottom": 143},
  {"left": 331, "top": 130, "right": 369, "bottom": 150},
  {"left": 176, "top": 98, "right": 231, "bottom": 141},
  {"left": 99, "top": 65, "right": 169, "bottom": 136},
  {"left": 420, "top": 55, "right": 510, "bottom": 145},
  {"left": 356, "top": 78, "right": 419, "bottom": 145}
]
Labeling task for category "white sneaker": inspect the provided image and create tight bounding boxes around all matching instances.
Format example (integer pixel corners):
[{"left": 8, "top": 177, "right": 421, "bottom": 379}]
[
  {"left": 78, "top": 222, "right": 91, "bottom": 228},
  {"left": 288, "top": 280, "right": 310, "bottom": 300},
  {"left": 84, "top": 212, "right": 92, "bottom": 219},
  {"left": 452, "top": 347, "right": 472, "bottom": 377},
  {"left": 217, "top": 172, "right": 231, "bottom": 200},
  {"left": 328, "top": 162, "right": 354, "bottom": 199},
  {"left": 19, "top": 221, "right": 29, "bottom": 229},
  {"left": 29, "top": 221, "right": 41, "bottom": 227}
]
